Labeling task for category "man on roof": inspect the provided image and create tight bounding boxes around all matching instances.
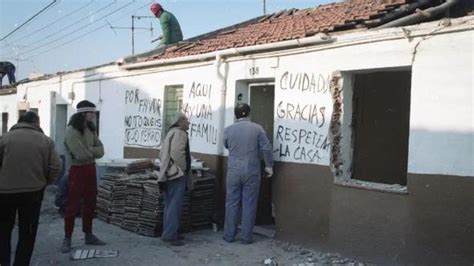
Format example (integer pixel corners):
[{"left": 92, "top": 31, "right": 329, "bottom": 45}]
[
  {"left": 0, "top": 61, "right": 16, "bottom": 87},
  {"left": 150, "top": 3, "right": 183, "bottom": 46}
]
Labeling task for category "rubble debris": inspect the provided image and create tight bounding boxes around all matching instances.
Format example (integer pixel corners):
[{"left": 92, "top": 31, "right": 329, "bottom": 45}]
[
  {"left": 71, "top": 249, "right": 119, "bottom": 260},
  {"left": 264, "top": 257, "right": 278, "bottom": 265}
]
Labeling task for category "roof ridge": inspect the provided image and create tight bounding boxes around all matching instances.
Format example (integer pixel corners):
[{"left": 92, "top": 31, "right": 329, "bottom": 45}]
[{"left": 137, "top": 0, "right": 455, "bottom": 63}]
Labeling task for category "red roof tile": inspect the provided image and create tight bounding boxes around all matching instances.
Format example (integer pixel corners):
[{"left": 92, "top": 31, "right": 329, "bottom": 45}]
[{"left": 147, "top": 0, "right": 435, "bottom": 61}]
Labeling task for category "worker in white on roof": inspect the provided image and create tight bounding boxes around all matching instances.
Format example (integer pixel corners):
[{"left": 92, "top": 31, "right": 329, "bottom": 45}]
[{"left": 150, "top": 3, "right": 183, "bottom": 46}]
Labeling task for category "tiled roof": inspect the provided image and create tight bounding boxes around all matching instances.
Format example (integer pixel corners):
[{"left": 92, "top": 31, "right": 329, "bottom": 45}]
[{"left": 148, "top": 0, "right": 435, "bottom": 61}]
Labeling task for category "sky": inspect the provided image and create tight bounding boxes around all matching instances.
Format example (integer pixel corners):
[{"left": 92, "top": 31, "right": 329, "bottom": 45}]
[{"left": 0, "top": 0, "right": 336, "bottom": 80}]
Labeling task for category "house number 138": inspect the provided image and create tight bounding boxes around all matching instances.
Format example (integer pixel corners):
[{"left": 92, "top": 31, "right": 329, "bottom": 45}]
[{"left": 249, "top": 67, "right": 259, "bottom": 76}]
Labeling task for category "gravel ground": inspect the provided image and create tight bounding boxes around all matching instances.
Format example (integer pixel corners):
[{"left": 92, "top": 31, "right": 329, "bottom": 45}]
[{"left": 10, "top": 186, "right": 365, "bottom": 266}]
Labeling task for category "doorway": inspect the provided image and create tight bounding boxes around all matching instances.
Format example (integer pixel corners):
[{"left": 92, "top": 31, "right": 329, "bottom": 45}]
[
  {"left": 249, "top": 83, "right": 275, "bottom": 225},
  {"left": 1, "top": 112, "right": 8, "bottom": 134},
  {"left": 55, "top": 104, "right": 68, "bottom": 179}
]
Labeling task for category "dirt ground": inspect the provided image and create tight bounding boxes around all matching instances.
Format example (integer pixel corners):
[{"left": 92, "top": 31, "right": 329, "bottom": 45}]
[{"left": 10, "top": 187, "right": 365, "bottom": 266}]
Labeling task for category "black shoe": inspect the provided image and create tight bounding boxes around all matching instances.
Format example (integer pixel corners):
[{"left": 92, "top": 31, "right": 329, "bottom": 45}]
[
  {"left": 61, "top": 238, "right": 71, "bottom": 253},
  {"left": 223, "top": 236, "right": 235, "bottom": 243},
  {"left": 240, "top": 239, "right": 253, "bottom": 245},
  {"left": 164, "top": 239, "right": 184, "bottom": 246}
]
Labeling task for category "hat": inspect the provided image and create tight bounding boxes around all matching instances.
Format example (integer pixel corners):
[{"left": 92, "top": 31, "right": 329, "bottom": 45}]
[
  {"left": 170, "top": 112, "right": 187, "bottom": 128},
  {"left": 150, "top": 3, "right": 162, "bottom": 16},
  {"left": 76, "top": 100, "right": 96, "bottom": 113}
]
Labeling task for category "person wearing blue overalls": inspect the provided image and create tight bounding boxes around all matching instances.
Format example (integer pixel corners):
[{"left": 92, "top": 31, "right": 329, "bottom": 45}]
[{"left": 223, "top": 103, "right": 274, "bottom": 244}]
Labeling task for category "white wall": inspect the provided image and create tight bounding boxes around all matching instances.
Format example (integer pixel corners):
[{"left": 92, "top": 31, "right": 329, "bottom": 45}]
[
  {"left": 11, "top": 17, "right": 473, "bottom": 178},
  {"left": 0, "top": 93, "right": 18, "bottom": 134},
  {"left": 16, "top": 78, "right": 63, "bottom": 136},
  {"left": 409, "top": 30, "right": 473, "bottom": 176},
  {"left": 70, "top": 65, "right": 225, "bottom": 160},
  {"left": 223, "top": 36, "right": 415, "bottom": 166}
]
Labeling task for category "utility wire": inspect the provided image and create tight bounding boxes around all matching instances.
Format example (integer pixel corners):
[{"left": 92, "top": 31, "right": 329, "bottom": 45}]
[
  {"left": 20, "top": 0, "right": 119, "bottom": 51},
  {"left": 17, "top": 1, "right": 154, "bottom": 60},
  {"left": 0, "top": 0, "right": 60, "bottom": 41},
  {"left": 0, "top": 0, "right": 118, "bottom": 58},
  {"left": 5, "top": 0, "right": 133, "bottom": 58},
  {"left": 1, "top": 0, "right": 95, "bottom": 48}
]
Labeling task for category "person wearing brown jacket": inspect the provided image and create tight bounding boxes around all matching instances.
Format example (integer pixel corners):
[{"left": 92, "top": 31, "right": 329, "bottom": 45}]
[
  {"left": 155, "top": 112, "right": 192, "bottom": 246},
  {"left": 0, "top": 111, "right": 61, "bottom": 266}
]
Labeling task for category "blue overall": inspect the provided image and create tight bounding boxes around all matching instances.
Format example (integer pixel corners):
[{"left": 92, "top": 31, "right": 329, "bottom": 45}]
[{"left": 223, "top": 118, "right": 273, "bottom": 243}]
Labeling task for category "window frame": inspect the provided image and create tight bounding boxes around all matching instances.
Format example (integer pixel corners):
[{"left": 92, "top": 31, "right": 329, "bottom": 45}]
[{"left": 329, "top": 70, "right": 410, "bottom": 194}]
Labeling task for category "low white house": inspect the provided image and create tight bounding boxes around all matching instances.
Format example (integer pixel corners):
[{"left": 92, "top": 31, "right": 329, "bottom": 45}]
[
  {"left": 0, "top": 88, "right": 18, "bottom": 135},
  {"left": 3, "top": 0, "right": 473, "bottom": 264}
]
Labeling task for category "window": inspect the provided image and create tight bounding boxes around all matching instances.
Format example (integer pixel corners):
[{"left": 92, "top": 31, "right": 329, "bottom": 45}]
[
  {"left": 331, "top": 69, "right": 411, "bottom": 191},
  {"left": 351, "top": 70, "right": 411, "bottom": 186},
  {"left": 163, "top": 85, "right": 183, "bottom": 138},
  {"left": 18, "top": 109, "right": 26, "bottom": 118}
]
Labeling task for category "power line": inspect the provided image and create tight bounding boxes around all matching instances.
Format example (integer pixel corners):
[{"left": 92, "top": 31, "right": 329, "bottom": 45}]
[
  {"left": 0, "top": 0, "right": 60, "bottom": 41},
  {"left": 19, "top": 1, "right": 120, "bottom": 52},
  {"left": 1, "top": 0, "right": 95, "bottom": 48},
  {"left": 22, "top": 1, "right": 155, "bottom": 60},
  {"left": 5, "top": 0, "right": 134, "bottom": 58},
  {"left": 0, "top": 0, "right": 118, "bottom": 58}
]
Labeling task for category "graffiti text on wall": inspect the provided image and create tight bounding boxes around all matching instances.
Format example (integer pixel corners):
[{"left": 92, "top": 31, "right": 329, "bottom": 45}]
[
  {"left": 280, "top": 71, "right": 331, "bottom": 94},
  {"left": 124, "top": 89, "right": 162, "bottom": 148},
  {"left": 276, "top": 101, "right": 326, "bottom": 127},
  {"left": 184, "top": 82, "right": 217, "bottom": 145},
  {"left": 275, "top": 71, "right": 331, "bottom": 164},
  {"left": 275, "top": 125, "right": 330, "bottom": 163}
]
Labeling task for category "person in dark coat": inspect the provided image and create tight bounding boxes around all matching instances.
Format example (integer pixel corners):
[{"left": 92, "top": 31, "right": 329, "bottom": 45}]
[
  {"left": 0, "top": 61, "right": 16, "bottom": 87},
  {"left": 0, "top": 111, "right": 61, "bottom": 265}
]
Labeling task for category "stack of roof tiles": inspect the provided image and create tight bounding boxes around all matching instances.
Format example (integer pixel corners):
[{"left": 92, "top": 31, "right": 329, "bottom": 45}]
[
  {"left": 191, "top": 172, "right": 217, "bottom": 230},
  {"left": 97, "top": 162, "right": 216, "bottom": 237},
  {"left": 149, "top": 0, "right": 432, "bottom": 61}
]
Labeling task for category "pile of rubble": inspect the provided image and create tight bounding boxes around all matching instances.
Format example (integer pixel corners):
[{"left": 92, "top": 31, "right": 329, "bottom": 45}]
[{"left": 96, "top": 160, "right": 216, "bottom": 237}]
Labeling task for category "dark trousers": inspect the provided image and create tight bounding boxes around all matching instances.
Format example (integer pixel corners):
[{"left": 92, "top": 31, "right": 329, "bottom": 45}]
[
  {"left": 0, "top": 190, "right": 44, "bottom": 266},
  {"left": 64, "top": 164, "right": 97, "bottom": 238}
]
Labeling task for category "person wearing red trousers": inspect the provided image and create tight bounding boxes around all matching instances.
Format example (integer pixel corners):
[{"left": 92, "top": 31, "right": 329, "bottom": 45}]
[{"left": 61, "top": 100, "right": 105, "bottom": 253}]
